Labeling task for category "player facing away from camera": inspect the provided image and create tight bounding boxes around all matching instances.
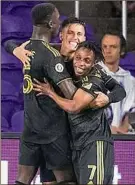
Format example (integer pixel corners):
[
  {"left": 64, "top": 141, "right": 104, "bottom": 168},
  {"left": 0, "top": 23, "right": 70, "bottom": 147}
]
[
  {"left": 33, "top": 41, "right": 126, "bottom": 185},
  {"left": 11, "top": 3, "right": 78, "bottom": 185}
]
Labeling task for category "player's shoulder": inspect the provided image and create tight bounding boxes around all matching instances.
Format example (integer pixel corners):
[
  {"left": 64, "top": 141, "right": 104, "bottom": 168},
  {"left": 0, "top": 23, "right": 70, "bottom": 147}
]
[
  {"left": 89, "top": 64, "right": 104, "bottom": 79},
  {"left": 94, "top": 63, "right": 113, "bottom": 81},
  {"left": 41, "top": 41, "right": 61, "bottom": 58},
  {"left": 94, "top": 63, "right": 108, "bottom": 74}
]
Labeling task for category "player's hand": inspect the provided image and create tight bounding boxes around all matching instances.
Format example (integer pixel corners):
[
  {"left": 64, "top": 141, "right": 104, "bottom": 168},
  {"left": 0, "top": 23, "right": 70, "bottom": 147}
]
[
  {"left": 89, "top": 92, "right": 109, "bottom": 108},
  {"left": 110, "top": 126, "right": 127, "bottom": 134},
  {"left": 110, "top": 126, "right": 119, "bottom": 134},
  {"left": 33, "top": 78, "right": 54, "bottom": 96},
  {"left": 13, "top": 40, "right": 34, "bottom": 67}
]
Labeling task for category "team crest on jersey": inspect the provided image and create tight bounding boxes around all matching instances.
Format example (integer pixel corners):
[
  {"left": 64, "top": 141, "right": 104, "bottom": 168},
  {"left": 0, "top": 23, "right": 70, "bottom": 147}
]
[
  {"left": 55, "top": 63, "right": 64, "bottom": 72},
  {"left": 82, "top": 83, "right": 93, "bottom": 90},
  {"left": 94, "top": 72, "right": 101, "bottom": 78}
]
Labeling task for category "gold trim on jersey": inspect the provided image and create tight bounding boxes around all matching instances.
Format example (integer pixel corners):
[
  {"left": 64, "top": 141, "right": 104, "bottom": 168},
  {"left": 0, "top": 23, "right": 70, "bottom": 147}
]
[
  {"left": 42, "top": 41, "right": 61, "bottom": 57},
  {"left": 23, "top": 63, "right": 31, "bottom": 71},
  {"left": 23, "top": 74, "right": 33, "bottom": 94},
  {"left": 97, "top": 141, "right": 104, "bottom": 184},
  {"left": 82, "top": 76, "right": 89, "bottom": 83}
]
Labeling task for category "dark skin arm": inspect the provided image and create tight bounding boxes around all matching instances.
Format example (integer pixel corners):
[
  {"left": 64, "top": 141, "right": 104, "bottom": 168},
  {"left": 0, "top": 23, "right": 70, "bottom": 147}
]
[
  {"left": 33, "top": 73, "right": 126, "bottom": 113},
  {"left": 88, "top": 91, "right": 109, "bottom": 108},
  {"left": 33, "top": 79, "right": 95, "bottom": 113}
]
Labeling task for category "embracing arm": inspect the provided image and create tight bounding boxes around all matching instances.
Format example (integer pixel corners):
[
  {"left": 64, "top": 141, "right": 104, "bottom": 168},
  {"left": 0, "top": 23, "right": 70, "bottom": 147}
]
[
  {"left": 48, "top": 88, "right": 95, "bottom": 113},
  {"left": 97, "top": 65, "right": 126, "bottom": 103},
  {"left": 58, "top": 74, "right": 126, "bottom": 111},
  {"left": 4, "top": 40, "right": 32, "bottom": 66},
  {"left": 4, "top": 40, "right": 18, "bottom": 54},
  {"left": 33, "top": 79, "right": 95, "bottom": 113},
  {"left": 105, "top": 78, "right": 126, "bottom": 103}
]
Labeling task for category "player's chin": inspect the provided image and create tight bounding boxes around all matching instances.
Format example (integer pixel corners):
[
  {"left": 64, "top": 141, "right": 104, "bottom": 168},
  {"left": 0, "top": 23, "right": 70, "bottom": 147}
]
[
  {"left": 75, "top": 70, "right": 85, "bottom": 77},
  {"left": 68, "top": 46, "right": 76, "bottom": 52}
]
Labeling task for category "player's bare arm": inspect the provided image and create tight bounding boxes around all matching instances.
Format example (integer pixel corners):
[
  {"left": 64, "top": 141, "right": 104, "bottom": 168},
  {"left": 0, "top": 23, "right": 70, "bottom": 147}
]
[{"left": 33, "top": 78, "right": 95, "bottom": 113}]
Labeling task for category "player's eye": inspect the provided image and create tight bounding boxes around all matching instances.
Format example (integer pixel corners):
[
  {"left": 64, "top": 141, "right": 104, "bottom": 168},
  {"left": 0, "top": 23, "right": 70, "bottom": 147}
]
[
  {"left": 85, "top": 59, "right": 91, "bottom": 63},
  {"left": 111, "top": 45, "right": 117, "bottom": 49},
  {"left": 75, "top": 56, "right": 81, "bottom": 60},
  {"left": 68, "top": 30, "right": 73, "bottom": 34},
  {"left": 103, "top": 45, "right": 107, "bottom": 49},
  {"left": 77, "top": 32, "right": 83, "bottom": 36}
]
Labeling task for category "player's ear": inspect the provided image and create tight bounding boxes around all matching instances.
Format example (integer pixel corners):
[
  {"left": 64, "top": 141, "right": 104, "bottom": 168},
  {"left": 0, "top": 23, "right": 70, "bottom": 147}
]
[
  {"left": 84, "top": 35, "right": 86, "bottom": 41},
  {"left": 59, "top": 31, "right": 63, "bottom": 41},
  {"left": 48, "top": 20, "right": 53, "bottom": 29},
  {"left": 120, "top": 51, "right": 125, "bottom": 57}
]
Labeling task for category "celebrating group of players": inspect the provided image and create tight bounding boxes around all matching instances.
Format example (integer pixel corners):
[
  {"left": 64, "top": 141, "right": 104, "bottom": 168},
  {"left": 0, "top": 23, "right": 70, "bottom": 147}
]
[{"left": 5, "top": 3, "right": 127, "bottom": 185}]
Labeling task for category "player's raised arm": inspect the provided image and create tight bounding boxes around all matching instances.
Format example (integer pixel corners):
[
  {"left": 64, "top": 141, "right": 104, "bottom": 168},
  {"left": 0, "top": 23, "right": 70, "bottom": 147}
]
[{"left": 4, "top": 40, "right": 33, "bottom": 66}]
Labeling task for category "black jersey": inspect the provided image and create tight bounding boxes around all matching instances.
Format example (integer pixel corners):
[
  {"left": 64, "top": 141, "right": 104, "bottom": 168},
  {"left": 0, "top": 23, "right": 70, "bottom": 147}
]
[
  {"left": 22, "top": 39, "right": 72, "bottom": 144},
  {"left": 63, "top": 57, "right": 74, "bottom": 77},
  {"left": 68, "top": 64, "right": 115, "bottom": 150}
]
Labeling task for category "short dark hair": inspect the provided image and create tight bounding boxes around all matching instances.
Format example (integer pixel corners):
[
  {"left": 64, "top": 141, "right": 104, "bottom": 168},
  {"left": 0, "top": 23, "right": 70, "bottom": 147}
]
[
  {"left": 61, "top": 17, "right": 86, "bottom": 30},
  {"left": 76, "top": 40, "right": 103, "bottom": 61},
  {"left": 102, "top": 31, "right": 127, "bottom": 56},
  {"left": 31, "top": 3, "right": 56, "bottom": 25}
]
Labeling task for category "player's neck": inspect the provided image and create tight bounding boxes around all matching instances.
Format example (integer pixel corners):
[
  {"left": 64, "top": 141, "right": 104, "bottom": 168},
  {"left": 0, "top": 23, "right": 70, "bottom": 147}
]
[
  {"left": 104, "top": 60, "right": 119, "bottom": 72},
  {"left": 60, "top": 47, "right": 75, "bottom": 60},
  {"left": 31, "top": 26, "right": 52, "bottom": 43}
]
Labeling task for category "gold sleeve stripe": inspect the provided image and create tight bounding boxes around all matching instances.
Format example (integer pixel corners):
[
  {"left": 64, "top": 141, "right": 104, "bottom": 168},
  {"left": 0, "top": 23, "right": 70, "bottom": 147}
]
[
  {"left": 97, "top": 141, "right": 99, "bottom": 184},
  {"left": 99, "top": 141, "right": 101, "bottom": 184},
  {"left": 97, "top": 141, "right": 104, "bottom": 184},
  {"left": 42, "top": 41, "right": 60, "bottom": 57},
  {"left": 101, "top": 141, "right": 104, "bottom": 183},
  {"left": 23, "top": 74, "right": 33, "bottom": 94},
  {"left": 51, "top": 46, "right": 61, "bottom": 56}
]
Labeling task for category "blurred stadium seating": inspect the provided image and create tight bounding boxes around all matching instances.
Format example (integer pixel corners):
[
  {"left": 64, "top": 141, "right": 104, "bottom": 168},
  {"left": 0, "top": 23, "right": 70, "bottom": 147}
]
[{"left": 11, "top": 110, "right": 24, "bottom": 132}]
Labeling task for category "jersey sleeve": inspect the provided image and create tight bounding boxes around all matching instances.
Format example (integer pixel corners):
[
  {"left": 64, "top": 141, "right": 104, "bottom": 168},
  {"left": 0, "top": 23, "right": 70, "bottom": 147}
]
[
  {"left": 45, "top": 55, "right": 72, "bottom": 85},
  {"left": 81, "top": 76, "right": 103, "bottom": 99},
  {"left": 96, "top": 64, "right": 113, "bottom": 86},
  {"left": 3, "top": 40, "right": 19, "bottom": 54},
  {"left": 96, "top": 64, "right": 126, "bottom": 103}
]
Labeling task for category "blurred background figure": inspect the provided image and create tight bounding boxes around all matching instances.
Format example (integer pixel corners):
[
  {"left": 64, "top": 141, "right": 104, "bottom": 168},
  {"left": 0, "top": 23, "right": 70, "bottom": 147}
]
[{"left": 100, "top": 32, "right": 135, "bottom": 134}]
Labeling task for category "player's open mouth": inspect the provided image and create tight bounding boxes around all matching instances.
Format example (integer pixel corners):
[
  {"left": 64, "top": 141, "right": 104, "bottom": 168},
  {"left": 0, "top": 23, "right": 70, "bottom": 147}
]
[
  {"left": 69, "top": 42, "right": 78, "bottom": 48},
  {"left": 76, "top": 67, "right": 85, "bottom": 74},
  {"left": 105, "top": 56, "right": 112, "bottom": 59}
]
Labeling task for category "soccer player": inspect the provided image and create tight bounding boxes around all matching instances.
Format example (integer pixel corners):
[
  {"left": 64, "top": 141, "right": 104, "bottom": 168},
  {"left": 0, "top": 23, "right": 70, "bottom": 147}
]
[
  {"left": 4, "top": 16, "right": 125, "bottom": 184},
  {"left": 4, "top": 16, "right": 90, "bottom": 184},
  {"left": 6, "top": 3, "right": 77, "bottom": 185},
  {"left": 32, "top": 40, "right": 126, "bottom": 185}
]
